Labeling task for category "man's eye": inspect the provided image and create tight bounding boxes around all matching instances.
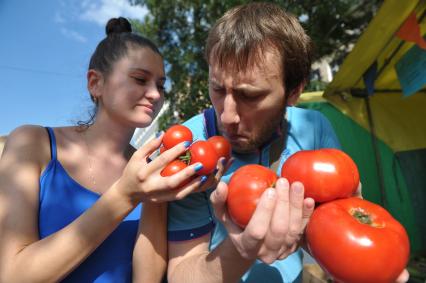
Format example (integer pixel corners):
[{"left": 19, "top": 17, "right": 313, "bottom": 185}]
[
  {"left": 135, "top": 77, "right": 147, "bottom": 84},
  {"left": 212, "top": 87, "right": 225, "bottom": 93}
]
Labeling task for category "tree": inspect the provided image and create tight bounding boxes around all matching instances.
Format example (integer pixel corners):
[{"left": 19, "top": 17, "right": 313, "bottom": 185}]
[{"left": 132, "top": 0, "right": 382, "bottom": 129}]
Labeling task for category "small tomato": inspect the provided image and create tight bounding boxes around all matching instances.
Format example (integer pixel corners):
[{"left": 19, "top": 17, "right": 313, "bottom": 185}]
[
  {"left": 207, "top": 136, "right": 232, "bottom": 161},
  {"left": 189, "top": 140, "right": 219, "bottom": 175},
  {"left": 163, "top": 125, "right": 193, "bottom": 149},
  {"left": 160, "top": 160, "right": 190, "bottom": 189}
]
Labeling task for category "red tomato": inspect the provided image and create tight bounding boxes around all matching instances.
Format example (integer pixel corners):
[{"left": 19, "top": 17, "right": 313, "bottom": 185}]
[
  {"left": 207, "top": 136, "right": 232, "bottom": 160},
  {"left": 281, "top": 148, "right": 359, "bottom": 203},
  {"left": 163, "top": 125, "right": 193, "bottom": 149},
  {"left": 189, "top": 141, "right": 219, "bottom": 175},
  {"left": 306, "top": 197, "right": 410, "bottom": 283},
  {"left": 160, "top": 160, "right": 190, "bottom": 189},
  {"left": 227, "top": 164, "right": 278, "bottom": 228}
]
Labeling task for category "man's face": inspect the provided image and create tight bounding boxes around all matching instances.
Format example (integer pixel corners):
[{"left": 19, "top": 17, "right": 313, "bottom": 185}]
[{"left": 209, "top": 50, "right": 286, "bottom": 154}]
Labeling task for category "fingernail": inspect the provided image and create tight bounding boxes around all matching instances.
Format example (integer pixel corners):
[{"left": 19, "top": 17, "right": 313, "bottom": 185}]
[
  {"left": 266, "top": 188, "right": 276, "bottom": 199},
  {"left": 221, "top": 158, "right": 227, "bottom": 165},
  {"left": 194, "top": 163, "right": 203, "bottom": 172},
  {"left": 201, "top": 175, "right": 208, "bottom": 183},
  {"left": 155, "top": 131, "right": 164, "bottom": 138},
  {"left": 293, "top": 184, "right": 303, "bottom": 194},
  {"left": 183, "top": 141, "right": 191, "bottom": 148}
]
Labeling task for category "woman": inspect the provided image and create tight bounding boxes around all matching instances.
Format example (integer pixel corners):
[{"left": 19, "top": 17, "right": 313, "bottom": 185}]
[{"left": 0, "top": 17, "right": 206, "bottom": 282}]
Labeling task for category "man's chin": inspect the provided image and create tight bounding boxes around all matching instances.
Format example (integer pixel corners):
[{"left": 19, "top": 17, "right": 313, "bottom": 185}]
[{"left": 231, "top": 142, "right": 257, "bottom": 154}]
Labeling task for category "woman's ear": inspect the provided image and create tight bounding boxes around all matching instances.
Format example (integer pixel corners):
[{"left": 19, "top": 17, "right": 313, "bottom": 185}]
[
  {"left": 87, "top": 69, "right": 104, "bottom": 102},
  {"left": 286, "top": 82, "right": 306, "bottom": 106}
]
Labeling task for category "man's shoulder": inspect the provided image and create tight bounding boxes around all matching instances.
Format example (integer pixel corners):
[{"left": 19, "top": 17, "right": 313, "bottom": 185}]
[
  {"left": 183, "top": 112, "right": 207, "bottom": 140},
  {"left": 287, "top": 106, "right": 323, "bottom": 120}
]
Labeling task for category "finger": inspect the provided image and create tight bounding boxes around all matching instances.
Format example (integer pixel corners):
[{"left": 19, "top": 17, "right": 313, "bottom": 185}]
[
  {"left": 197, "top": 157, "right": 232, "bottom": 193},
  {"left": 163, "top": 162, "right": 203, "bottom": 190},
  {"left": 395, "top": 269, "right": 409, "bottom": 283},
  {"left": 150, "top": 175, "right": 204, "bottom": 202},
  {"left": 301, "top": 197, "right": 315, "bottom": 229},
  {"left": 287, "top": 181, "right": 305, "bottom": 240},
  {"left": 242, "top": 188, "right": 276, "bottom": 251},
  {"left": 214, "top": 157, "right": 234, "bottom": 180},
  {"left": 150, "top": 141, "right": 191, "bottom": 171},
  {"left": 353, "top": 182, "right": 363, "bottom": 199},
  {"left": 132, "top": 132, "right": 164, "bottom": 161},
  {"left": 264, "top": 178, "right": 290, "bottom": 250}
]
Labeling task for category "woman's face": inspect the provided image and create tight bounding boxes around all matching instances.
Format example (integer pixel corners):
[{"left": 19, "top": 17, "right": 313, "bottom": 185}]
[{"left": 98, "top": 47, "right": 165, "bottom": 128}]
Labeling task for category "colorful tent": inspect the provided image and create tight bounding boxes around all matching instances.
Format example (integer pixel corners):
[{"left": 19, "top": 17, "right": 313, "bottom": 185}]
[{"left": 298, "top": 0, "right": 425, "bottom": 279}]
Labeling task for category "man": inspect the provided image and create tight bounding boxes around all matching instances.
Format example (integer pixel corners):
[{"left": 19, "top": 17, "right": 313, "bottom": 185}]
[{"left": 166, "top": 2, "right": 408, "bottom": 282}]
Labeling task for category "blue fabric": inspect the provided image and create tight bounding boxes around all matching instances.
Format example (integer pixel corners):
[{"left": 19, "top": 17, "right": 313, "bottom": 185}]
[
  {"left": 39, "top": 127, "right": 142, "bottom": 283},
  {"left": 167, "top": 107, "right": 341, "bottom": 283}
]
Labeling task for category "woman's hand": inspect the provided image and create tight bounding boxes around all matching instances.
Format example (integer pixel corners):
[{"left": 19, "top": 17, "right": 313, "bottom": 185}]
[{"left": 116, "top": 134, "right": 204, "bottom": 204}]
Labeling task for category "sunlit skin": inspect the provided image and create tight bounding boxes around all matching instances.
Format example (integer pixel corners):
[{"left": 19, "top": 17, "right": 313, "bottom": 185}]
[
  {"left": 208, "top": 49, "right": 288, "bottom": 154},
  {"left": 94, "top": 47, "right": 166, "bottom": 129}
]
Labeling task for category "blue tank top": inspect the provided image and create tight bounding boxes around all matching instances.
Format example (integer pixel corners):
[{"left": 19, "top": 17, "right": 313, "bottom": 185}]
[{"left": 39, "top": 127, "right": 142, "bottom": 282}]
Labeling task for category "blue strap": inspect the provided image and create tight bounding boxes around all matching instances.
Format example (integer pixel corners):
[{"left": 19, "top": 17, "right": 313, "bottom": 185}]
[
  {"left": 203, "top": 108, "right": 217, "bottom": 138},
  {"left": 45, "top": 127, "right": 57, "bottom": 160}
]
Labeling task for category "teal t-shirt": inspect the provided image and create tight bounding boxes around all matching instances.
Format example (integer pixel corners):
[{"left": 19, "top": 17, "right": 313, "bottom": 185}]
[{"left": 168, "top": 106, "right": 340, "bottom": 282}]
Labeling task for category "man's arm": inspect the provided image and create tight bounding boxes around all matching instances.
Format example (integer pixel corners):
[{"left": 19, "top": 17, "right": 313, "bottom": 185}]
[
  {"left": 168, "top": 234, "right": 253, "bottom": 283},
  {"left": 168, "top": 178, "right": 315, "bottom": 283}
]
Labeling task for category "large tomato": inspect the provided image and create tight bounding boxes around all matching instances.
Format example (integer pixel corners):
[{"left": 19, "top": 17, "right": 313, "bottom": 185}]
[
  {"left": 306, "top": 197, "right": 410, "bottom": 283},
  {"left": 281, "top": 148, "right": 359, "bottom": 203},
  {"left": 189, "top": 141, "right": 219, "bottom": 175},
  {"left": 207, "top": 136, "right": 232, "bottom": 161},
  {"left": 160, "top": 160, "right": 190, "bottom": 189},
  {"left": 227, "top": 164, "right": 278, "bottom": 228},
  {"left": 163, "top": 125, "right": 193, "bottom": 149}
]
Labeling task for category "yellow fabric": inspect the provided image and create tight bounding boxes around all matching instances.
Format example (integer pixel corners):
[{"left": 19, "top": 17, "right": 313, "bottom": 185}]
[
  {"left": 298, "top": 91, "right": 326, "bottom": 104},
  {"left": 324, "top": 0, "right": 426, "bottom": 152}
]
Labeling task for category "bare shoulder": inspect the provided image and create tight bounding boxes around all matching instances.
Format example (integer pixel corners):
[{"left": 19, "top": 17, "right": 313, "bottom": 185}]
[{"left": 1, "top": 125, "right": 51, "bottom": 169}]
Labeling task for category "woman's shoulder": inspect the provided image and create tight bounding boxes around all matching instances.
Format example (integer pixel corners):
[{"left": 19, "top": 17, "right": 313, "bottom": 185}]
[{"left": 3, "top": 125, "right": 53, "bottom": 165}]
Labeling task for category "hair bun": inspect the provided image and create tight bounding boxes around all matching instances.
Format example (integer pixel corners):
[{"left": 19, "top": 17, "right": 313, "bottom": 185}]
[{"left": 106, "top": 17, "right": 132, "bottom": 36}]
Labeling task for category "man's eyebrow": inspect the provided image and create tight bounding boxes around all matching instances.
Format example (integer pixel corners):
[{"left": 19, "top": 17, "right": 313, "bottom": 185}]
[{"left": 130, "top": 68, "right": 166, "bottom": 81}]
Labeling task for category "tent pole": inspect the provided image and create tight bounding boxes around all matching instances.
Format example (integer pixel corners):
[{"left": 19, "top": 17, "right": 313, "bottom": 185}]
[{"left": 364, "top": 95, "right": 387, "bottom": 207}]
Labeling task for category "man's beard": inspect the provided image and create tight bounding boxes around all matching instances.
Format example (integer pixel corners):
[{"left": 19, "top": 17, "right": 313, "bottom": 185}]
[{"left": 232, "top": 106, "right": 286, "bottom": 154}]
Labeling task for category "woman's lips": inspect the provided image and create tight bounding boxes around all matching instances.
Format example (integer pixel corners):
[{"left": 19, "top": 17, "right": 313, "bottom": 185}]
[{"left": 138, "top": 104, "right": 154, "bottom": 113}]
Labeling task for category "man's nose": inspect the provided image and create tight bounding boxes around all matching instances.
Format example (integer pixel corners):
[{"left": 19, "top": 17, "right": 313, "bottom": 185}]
[{"left": 220, "top": 93, "right": 240, "bottom": 125}]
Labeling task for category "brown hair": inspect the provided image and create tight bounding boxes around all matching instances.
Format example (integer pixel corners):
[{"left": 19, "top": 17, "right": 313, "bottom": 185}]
[{"left": 205, "top": 2, "right": 313, "bottom": 95}]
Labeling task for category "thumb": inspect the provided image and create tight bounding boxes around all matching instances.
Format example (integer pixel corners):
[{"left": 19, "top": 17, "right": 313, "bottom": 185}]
[
  {"left": 210, "top": 181, "right": 242, "bottom": 236},
  {"left": 210, "top": 181, "right": 228, "bottom": 222}
]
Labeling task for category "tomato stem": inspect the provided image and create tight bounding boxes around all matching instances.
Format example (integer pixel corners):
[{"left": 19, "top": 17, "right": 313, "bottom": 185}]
[{"left": 351, "top": 208, "right": 372, "bottom": 225}]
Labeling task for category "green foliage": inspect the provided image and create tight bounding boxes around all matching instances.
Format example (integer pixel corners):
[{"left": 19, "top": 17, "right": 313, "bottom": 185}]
[{"left": 132, "top": 0, "right": 382, "bottom": 129}]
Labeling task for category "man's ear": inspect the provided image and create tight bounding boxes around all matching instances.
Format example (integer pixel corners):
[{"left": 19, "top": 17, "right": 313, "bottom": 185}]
[
  {"left": 286, "top": 82, "right": 306, "bottom": 106},
  {"left": 87, "top": 69, "right": 104, "bottom": 102}
]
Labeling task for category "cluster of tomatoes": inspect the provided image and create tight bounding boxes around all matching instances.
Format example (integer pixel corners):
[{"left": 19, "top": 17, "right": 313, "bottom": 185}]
[
  {"left": 226, "top": 149, "right": 410, "bottom": 283},
  {"left": 159, "top": 125, "right": 231, "bottom": 187}
]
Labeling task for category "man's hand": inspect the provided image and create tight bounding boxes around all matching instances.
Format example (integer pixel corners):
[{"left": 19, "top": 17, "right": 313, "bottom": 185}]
[{"left": 211, "top": 178, "right": 315, "bottom": 264}]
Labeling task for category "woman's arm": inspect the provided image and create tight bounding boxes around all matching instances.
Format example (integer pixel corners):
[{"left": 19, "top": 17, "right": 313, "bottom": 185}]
[
  {"left": 0, "top": 126, "right": 204, "bottom": 283},
  {"left": 133, "top": 202, "right": 168, "bottom": 283},
  {"left": 0, "top": 126, "right": 138, "bottom": 283}
]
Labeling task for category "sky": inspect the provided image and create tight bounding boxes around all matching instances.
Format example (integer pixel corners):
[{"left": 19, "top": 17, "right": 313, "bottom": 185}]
[{"left": 0, "top": 0, "right": 148, "bottom": 135}]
